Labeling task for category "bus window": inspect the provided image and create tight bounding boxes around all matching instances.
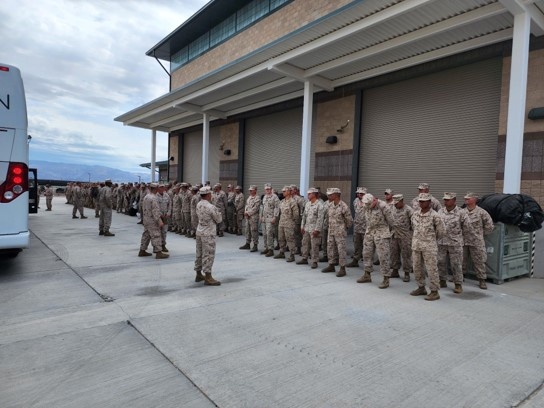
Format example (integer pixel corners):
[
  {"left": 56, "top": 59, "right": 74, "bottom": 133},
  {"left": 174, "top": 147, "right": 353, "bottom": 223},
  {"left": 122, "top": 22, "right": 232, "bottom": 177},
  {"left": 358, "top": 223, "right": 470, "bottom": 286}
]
[{"left": 28, "top": 168, "right": 37, "bottom": 214}]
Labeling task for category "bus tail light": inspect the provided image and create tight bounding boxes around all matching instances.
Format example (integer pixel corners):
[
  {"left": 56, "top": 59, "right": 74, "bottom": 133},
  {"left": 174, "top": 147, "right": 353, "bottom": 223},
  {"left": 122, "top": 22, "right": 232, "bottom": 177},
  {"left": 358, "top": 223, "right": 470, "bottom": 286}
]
[{"left": 0, "top": 162, "right": 28, "bottom": 203}]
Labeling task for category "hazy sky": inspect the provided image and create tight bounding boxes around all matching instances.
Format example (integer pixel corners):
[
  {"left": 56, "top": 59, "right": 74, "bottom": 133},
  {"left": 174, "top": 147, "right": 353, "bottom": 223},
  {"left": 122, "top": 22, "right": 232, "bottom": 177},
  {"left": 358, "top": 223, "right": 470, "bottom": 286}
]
[{"left": 0, "top": 0, "right": 208, "bottom": 173}]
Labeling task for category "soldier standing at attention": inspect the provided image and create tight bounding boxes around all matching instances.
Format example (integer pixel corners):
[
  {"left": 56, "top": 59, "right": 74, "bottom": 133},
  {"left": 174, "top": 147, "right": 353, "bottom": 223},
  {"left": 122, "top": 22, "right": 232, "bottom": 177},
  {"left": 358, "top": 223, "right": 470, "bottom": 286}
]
[
  {"left": 44, "top": 184, "right": 54, "bottom": 211},
  {"left": 290, "top": 185, "right": 305, "bottom": 255},
  {"left": 321, "top": 188, "right": 353, "bottom": 277},
  {"left": 319, "top": 189, "right": 332, "bottom": 263},
  {"left": 138, "top": 183, "right": 168, "bottom": 259},
  {"left": 98, "top": 179, "right": 115, "bottom": 236},
  {"left": 384, "top": 188, "right": 394, "bottom": 206},
  {"left": 389, "top": 194, "right": 414, "bottom": 282},
  {"left": 240, "top": 185, "right": 260, "bottom": 252},
  {"left": 297, "top": 187, "right": 324, "bottom": 269},
  {"left": 189, "top": 185, "right": 200, "bottom": 238},
  {"left": 194, "top": 186, "right": 223, "bottom": 286},
  {"left": 462, "top": 192, "right": 494, "bottom": 289},
  {"left": 274, "top": 186, "right": 300, "bottom": 262},
  {"left": 157, "top": 184, "right": 172, "bottom": 253},
  {"left": 234, "top": 185, "right": 245, "bottom": 235},
  {"left": 181, "top": 183, "right": 192, "bottom": 236},
  {"left": 261, "top": 183, "right": 280, "bottom": 257},
  {"left": 212, "top": 183, "right": 228, "bottom": 237},
  {"left": 410, "top": 193, "right": 445, "bottom": 301},
  {"left": 411, "top": 183, "right": 441, "bottom": 212},
  {"left": 226, "top": 184, "right": 235, "bottom": 233},
  {"left": 357, "top": 193, "right": 394, "bottom": 288},
  {"left": 71, "top": 182, "right": 87, "bottom": 219},
  {"left": 346, "top": 187, "right": 367, "bottom": 268}
]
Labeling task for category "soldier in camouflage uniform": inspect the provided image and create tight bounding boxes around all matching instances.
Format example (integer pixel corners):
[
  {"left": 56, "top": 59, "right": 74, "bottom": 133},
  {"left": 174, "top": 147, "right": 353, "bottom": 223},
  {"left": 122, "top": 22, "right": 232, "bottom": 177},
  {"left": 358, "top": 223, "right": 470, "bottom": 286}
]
[
  {"left": 190, "top": 185, "right": 200, "bottom": 238},
  {"left": 384, "top": 188, "right": 394, "bottom": 206},
  {"left": 234, "top": 185, "right": 245, "bottom": 235},
  {"left": 411, "top": 183, "right": 441, "bottom": 212},
  {"left": 194, "top": 186, "right": 223, "bottom": 286},
  {"left": 297, "top": 187, "right": 325, "bottom": 269},
  {"left": 44, "top": 184, "right": 54, "bottom": 211},
  {"left": 274, "top": 186, "right": 300, "bottom": 262},
  {"left": 171, "top": 184, "right": 182, "bottom": 233},
  {"left": 437, "top": 192, "right": 473, "bottom": 294},
  {"left": 320, "top": 189, "right": 332, "bottom": 263},
  {"left": 226, "top": 184, "right": 235, "bottom": 233},
  {"left": 290, "top": 185, "right": 305, "bottom": 255},
  {"left": 157, "top": 184, "right": 172, "bottom": 253},
  {"left": 71, "top": 182, "right": 87, "bottom": 219},
  {"left": 261, "top": 183, "right": 280, "bottom": 257},
  {"left": 357, "top": 193, "right": 394, "bottom": 288},
  {"left": 98, "top": 179, "right": 115, "bottom": 236},
  {"left": 462, "top": 192, "right": 494, "bottom": 289},
  {"left": 410, "top": 193, "right": 445, "bottom": 301},
  {"left": 181, "top": 183, "right": 192, "bottom": 236},
  {"left": 347, "top": 187, "right": 367, "bottom": 268},
  {"left": 389, "top": 194, "right": 414, "bottom": 282},
  {"left": 240, "top": 185, "right": 260, "bottom": 252},
  {"left": 322, "top": 188, "right": 353, "bottom": 277},
  {"left": 212, "top": 183, "right": 228, "bottom": 237},
  {"left": 138, "top": 183, "right": 169, "bottom": 259}
]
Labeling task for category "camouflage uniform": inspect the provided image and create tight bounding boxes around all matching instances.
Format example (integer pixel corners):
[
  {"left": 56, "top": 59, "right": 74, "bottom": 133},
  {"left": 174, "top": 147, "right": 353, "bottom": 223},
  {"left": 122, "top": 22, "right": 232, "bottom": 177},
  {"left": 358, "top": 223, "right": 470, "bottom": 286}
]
[
  {"left": 462, "top": 205, "right": 494, "bottom": 280},
  {"left": 390, "top": 203, "right": 414, "bottom": 274},
  {"left": 292, "top": 191, "right": 305, "bottom": 251},
  {"left": 172, "top": 188, "right": 182, "bottom": 232},
  {"left": 98, "top": 184, "right": 113, "bottom": 233},
  {"left": 326, "top": 198, "right": 353, "bottom": 268},
  {"left": 411, "top": 195, "right": 441, "bottom": 212},
  {"left": 234, "top": 189, "right": 245, "bottom": 234},
  {"left": 44, "top": 186, "right": 54, "bottom": 210},
  {"left": 157, "top": 191, "right": 172, "bottom": 248},
  {"left": 261, "top": 191, "right": 280, "bottom": 252},
  {"left": 181, "top": 187, "right": 192, "bottom": 234},
  {"left": 195, "top": 199, "right": 222, "bottom": 275},
  {"left": 352, "top": 196, "right": 367, "bottom": 261},
  {"left": 362, "top": 199, "right": 393, "bottom": 277},
  {"left": 140, "top": 192, "right": 163, "bottom": 253},
  {"left": 301, "top": 198, "right": 325, "bottom": 265},
  {"left": 244, "top": 189, "right": 261, "bottom": 246},
  {"left": 71, "top": 185, "right": 85, "bottom": 217},
  {"left": 212, "top": 188, "right": 228, "bottom": 234},
  {"left": 277, "top": 195, "right": 300, "bottom": 259},
  {"left": 438, "top": 205, "right": 472, "bottom": 285},
  {"left": 411, "top": 207, "right": 446, "bottom": 291},
  {"left": 226, "top": 188, "right": 235, "bottom": 232},
  {"left": 190, "top": 188, "right": 200, "bottom": 235}
]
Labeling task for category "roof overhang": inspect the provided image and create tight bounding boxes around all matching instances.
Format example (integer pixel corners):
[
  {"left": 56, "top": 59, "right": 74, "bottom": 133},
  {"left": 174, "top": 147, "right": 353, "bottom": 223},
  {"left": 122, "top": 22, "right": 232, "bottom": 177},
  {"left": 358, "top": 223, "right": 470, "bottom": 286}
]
[{"left": 116, "top": 0, "right": 544, "bottom": 133}]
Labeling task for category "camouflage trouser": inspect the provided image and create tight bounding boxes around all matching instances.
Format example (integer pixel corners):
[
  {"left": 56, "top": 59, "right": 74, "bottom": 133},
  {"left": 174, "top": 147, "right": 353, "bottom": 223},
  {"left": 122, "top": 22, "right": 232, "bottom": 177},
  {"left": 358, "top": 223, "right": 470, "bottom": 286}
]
[
  {"left": 235, "top": 210, "right": 244, "bottom": 232},
  {"left": 438, "top": 245, "right": 463, "bottom": 284},
  {"left": 322, "top": 229, "right": 329, "bottom": 257},
  {"left": 278, "top": 225, "right": 296, "bottom": 254},
  {"left": 183, "top": 212, "right": 191, "bottom": 232},
  {"left": 226, "top": 205, "right": 234, "bottom": 231},
  {"left": 117, "top": 196, "right": 123, "bottom": 212},
  {"left": 294, "top": 222, "right": 302, "bottom": 249},
  {"left": 262, "top": 220, "right": 275, "bottom": 251},
  {"left": 160, "top": 220, "right": 168, "bottom": 246},
  {"left": 327, "top": 232, "right": 347, "bottom": 267},
  {"left": 391, "top": 235, "right": 413, "bottom": 273},
  {"left": 245, "top": 216, "right": 259, "bottom": 245},
  {"left": 72, "top": 202, "right": 84, "bottom": 217},
  {"left": 413, "top": 249, "right": 439, "bottom": 291},
  {"left": 140, "top": 223, "right": 162, "bottom": 252},
  {"left": 173, "top": 215, "right": 182, "bottom": 231},
  {"left": 46, "top": 197, "right": 52, "bottom": 210},
  {"left": 99, "top": 208, "right": 112, "bottom": 232},
  {"left": 352, "top": 232, "right": 364, "bottom": 260},
  {"left": 301, "top": 231, "right": 320, "bottom": 264},
  {"left": 363, "top": 235, "right": 391, "bottom": 276},
  {"left": 191, "top": 212, "right": 198, "bottom": 232},
  {"left": 93, "top": 198, "right": 99, "bottom": 216},
  {"left": 195, "top": 234, "right": 216, "bottom": 274},
  {"left": 463, "top": 245, "right": 487, "bottom": 280},
  {"left": 217, "top": 209, "right": 226, "bottom": 233}
]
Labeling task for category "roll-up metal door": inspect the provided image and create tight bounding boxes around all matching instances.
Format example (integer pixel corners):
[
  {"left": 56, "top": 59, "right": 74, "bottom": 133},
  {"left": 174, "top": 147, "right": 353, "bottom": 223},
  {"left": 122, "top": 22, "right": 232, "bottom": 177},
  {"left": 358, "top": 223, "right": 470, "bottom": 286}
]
[
  {"left": 209, "top": 127, "right": 221, "bottom": 185},
  {"left": 245, "top": 108, "right": 303, "bottom": 190},
  {"left": 184, "top": 131, "right": 202, "bottom": 184},
  {"left": 359, "top": 58, "right": 501, "bottom": 200}
]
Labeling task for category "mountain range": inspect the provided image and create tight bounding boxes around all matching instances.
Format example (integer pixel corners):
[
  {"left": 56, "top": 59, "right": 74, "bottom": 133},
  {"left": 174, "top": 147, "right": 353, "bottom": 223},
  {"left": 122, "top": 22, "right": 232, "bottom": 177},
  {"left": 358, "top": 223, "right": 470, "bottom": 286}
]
[{"left": 30, "top": 160, "right": 151, "bottom": 183}]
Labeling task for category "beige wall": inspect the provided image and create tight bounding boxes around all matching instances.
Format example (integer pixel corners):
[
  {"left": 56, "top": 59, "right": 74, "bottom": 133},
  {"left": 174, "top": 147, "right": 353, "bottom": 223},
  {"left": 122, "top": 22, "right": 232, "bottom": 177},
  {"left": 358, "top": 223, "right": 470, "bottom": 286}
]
[
  {"left": 171, "top": 0, "right": 353, "bottom": 89},
  {"left": 219, "top": 122, "right": 239, "bottom": 160},
  {"left": 314, "top": 96, "right": 356, "bottom": 153},
  {"left": 169, "top": 135, "right": 178, "bottom": 165}
]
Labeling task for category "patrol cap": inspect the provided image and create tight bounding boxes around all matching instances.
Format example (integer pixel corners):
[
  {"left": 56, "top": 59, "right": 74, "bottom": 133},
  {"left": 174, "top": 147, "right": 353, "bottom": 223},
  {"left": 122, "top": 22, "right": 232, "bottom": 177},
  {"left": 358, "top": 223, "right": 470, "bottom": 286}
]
[
  {"left": 392, "top": 194, "right": 403, "bottom": 204},
  {"left": 149, "top": 183, "right": 159, "bottom": 188},
  {"left": 227, "top": 184, "right": 233, "bottom": 188},
  {"left": 384, "top": 188, "right": 393, "bottom": 194},
  {"left": 464, "top": 192, "right": 479, "bottom": 199},
  {"left": 418, "top": 192, "right": 432, "bottom": 201},
  {"left": 181, "top": 182, "right": 188, "bottom": 187},
  {"left": 356, "top": 187, "right": 367, "bottom": 194},
  {"left": 213, "top": 183, "right": 221, "bottom": 188},
  {"left": 326, "top": 188, "right": 333, "bottom": 196},
  {"left": 290, "top": 184, "right": 298, "bottom": 190},
  {"left": 328, "top": 187, "right": 341, "bottom": 195},
  {"left": 443, "top": 192, "right": 456, "bottom": 200},
  {"left": 307, "top": 187, "right": 319, "bottom": 194},
  {"left": 105, "top": 179, "right": 112, "bottom": 183},
  {"left": 199, "top": 186, "right": 212, "bottom": 195},
  {"left": 282, "top": 185, "right": 290, "bottom": 192},
  {"left": 418, "top": 183, "right": 430, "bottom": 190},
  {"left": 264, "top": 183, "right": 272, "bottom": 190},
  {"left": 248, "top": 185, "right": 257, "bottom": 191},
  {"left": 191, "top": 185, "right": 199, "bottom": 191},
  {"left": 235, "top": 185, "right": 242, "bottom": 190},
  {"left": 362, "top": 193, "right": 374, "bottom": 205}
]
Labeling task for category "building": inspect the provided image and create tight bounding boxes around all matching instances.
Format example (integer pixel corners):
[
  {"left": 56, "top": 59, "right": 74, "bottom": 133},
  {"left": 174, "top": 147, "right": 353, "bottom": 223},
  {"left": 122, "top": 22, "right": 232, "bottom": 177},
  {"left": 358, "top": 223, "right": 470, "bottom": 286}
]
[
  {"left": 139, "top": 160, "right": 169, "bottom": 182},
  {"left": 115, "top": 0, "right": 544, "bottom": 203}
]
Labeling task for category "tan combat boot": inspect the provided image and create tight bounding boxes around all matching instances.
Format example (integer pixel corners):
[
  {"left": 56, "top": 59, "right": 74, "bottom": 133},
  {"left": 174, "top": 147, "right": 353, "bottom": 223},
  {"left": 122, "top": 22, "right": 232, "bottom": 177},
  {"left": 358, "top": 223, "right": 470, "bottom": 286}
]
[
  {"left": 265, "top": 249, "right": 274, "bottom": 257},
  {"left": 138, "top": 250, "right": 152, "bottom": 257},
  {"left": 336, "top": 266, "right": 346, "bottom": 277},
  {"left": 274, "top": 251, "right": 286, "bottom": 259},
  {"left": 260, "top": 248, "right": 268, "bottom": 255},
  {"left": 356, "top": 271, "right": 372, "bottom": 283},
  {"left": 403, "top": 272, "right": 410, "bottom": 282},
  {"left": 453, "top": 284, "right": 463, "bottom": 294},
  {"left": 378, "top": 276, "right": 390, "bottom": 289},
  {"left": 162, "top": 245, "right": 169, "bottom": 253},
  {"left": 155, "top": 251, "right": 169, "bottom": 259},
  {"left": 250, "top": 244, "right": 258, "bottom": 253},
  {"left": 296, "top": 258, "right": 308, "bottom": 265},
  {"left": 321, "top": 264, "right": 336, "bottom": 273},
  {"left": 104, "top": 231, "right": 115, "bottom": 236},
  {"left": 410, "top": 286, "right": 428, "bottom": 296},
  {"left": 311, "top": 262, "right": 318, "bottom": 269},
  {"left": 286, "top": 254, "right": 295, "bottom": 263},
  {"left": 439, "top": 279, "right": 447, "bottom": 288},
  {"left": 204, "top": 272, "right": 221, "bottom": 286},
  {"left": 239, "top": 243, "right": 250, "bottom": 250},
  {"left": 425, "top": 290, "right": 440, "bottom": 301},
  {"left": 346, "top": 258, "right": 359, "bottom": 268},
  {"left": 479, "top": 279, "right": 487, "bottom": 290},
  {"left": 390, "top": 269, "right": 400, "bottom": 278},
  {"left": 195, "top": 271, "right": 205, "bottom": 283}
]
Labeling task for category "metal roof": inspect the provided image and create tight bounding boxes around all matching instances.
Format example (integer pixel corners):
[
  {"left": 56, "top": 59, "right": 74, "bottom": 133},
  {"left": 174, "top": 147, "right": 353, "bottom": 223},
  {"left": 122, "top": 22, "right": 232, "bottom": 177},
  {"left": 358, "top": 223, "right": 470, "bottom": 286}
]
[{"left": 116, "top": 0, "right": 544, "bottom": 133}]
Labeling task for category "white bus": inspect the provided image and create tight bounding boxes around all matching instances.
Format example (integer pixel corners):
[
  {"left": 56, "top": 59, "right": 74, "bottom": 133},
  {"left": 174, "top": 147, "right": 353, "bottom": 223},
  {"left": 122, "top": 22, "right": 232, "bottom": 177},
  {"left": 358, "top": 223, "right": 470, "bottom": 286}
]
[{"left": 0, "top": 63, "right": 29, "bottom": 257}]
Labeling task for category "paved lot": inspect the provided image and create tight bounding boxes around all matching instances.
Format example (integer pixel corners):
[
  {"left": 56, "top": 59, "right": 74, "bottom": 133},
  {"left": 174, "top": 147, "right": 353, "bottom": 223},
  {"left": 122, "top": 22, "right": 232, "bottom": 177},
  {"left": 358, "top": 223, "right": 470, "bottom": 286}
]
[{"left": 1, "top": 196, "right": 544, "bottom": 408}]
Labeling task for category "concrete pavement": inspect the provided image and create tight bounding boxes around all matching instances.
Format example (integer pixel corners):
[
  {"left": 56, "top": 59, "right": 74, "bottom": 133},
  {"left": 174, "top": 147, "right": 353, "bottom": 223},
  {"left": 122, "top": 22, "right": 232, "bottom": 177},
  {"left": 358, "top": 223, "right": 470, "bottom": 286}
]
[{"left": 1, "top": 195, "right": 544, "bottom": 407}]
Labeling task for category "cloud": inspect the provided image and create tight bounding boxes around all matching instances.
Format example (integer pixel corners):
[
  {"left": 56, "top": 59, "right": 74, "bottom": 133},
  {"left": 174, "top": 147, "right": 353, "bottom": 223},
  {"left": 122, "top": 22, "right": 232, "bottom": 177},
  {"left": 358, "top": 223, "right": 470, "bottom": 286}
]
[{"left": 0, "top": 0, "right": 206, "bottom": 173}]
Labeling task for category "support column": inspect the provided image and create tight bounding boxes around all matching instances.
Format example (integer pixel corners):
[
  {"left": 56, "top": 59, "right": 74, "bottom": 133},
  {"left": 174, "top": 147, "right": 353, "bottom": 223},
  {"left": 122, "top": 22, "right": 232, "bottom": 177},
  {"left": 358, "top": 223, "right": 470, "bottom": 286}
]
[
  {"left": 202, "top": 113, "right": 210, "bottom": 184},
  {"left": 300, "top": 81, "right": 314, "bottom": 195},
  {"left": 151, "top": 129, "right": 156, "bottom": 182},
  {"left": 503, "top": 11, "right": 530, "bottom": 193}
]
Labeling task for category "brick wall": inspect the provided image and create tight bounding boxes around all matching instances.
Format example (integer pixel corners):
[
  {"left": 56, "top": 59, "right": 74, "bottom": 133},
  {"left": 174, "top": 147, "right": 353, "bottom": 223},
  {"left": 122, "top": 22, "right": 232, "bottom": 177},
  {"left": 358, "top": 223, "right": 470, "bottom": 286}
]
[{"left": 171, "top": 0, "right": 353, "bottom": 89}]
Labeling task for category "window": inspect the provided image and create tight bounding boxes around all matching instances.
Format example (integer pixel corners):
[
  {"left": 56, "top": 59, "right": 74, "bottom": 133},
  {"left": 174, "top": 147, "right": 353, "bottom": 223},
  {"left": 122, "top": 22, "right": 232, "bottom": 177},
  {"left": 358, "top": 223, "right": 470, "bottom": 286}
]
[
  {"left": 171, "top": 46, "right": 188, "bottom": 71},
  {"left": 270, "top": 0, "right": 289, "bottom": 10},
  {"left": 236, "top": 0, "right": 269, "bottom": 30},
  {"left": 210, "top": 14, "right": 236, "bottom": 47},
  {"left": 188, "top": 32, "right": 210, "bottom": 60}
]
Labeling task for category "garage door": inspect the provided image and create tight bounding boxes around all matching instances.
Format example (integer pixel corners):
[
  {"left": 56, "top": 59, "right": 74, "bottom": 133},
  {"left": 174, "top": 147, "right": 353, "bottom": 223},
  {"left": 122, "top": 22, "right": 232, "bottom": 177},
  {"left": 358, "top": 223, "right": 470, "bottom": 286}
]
[
  {"left": 244, "top": 108, "right": 303, "bottom": 190},
  {"left": 183, "top": 128, "right": 221, "bottom": 184},
  {"left": 359, "top": 58, "right": 502, "bottom": 201}
]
